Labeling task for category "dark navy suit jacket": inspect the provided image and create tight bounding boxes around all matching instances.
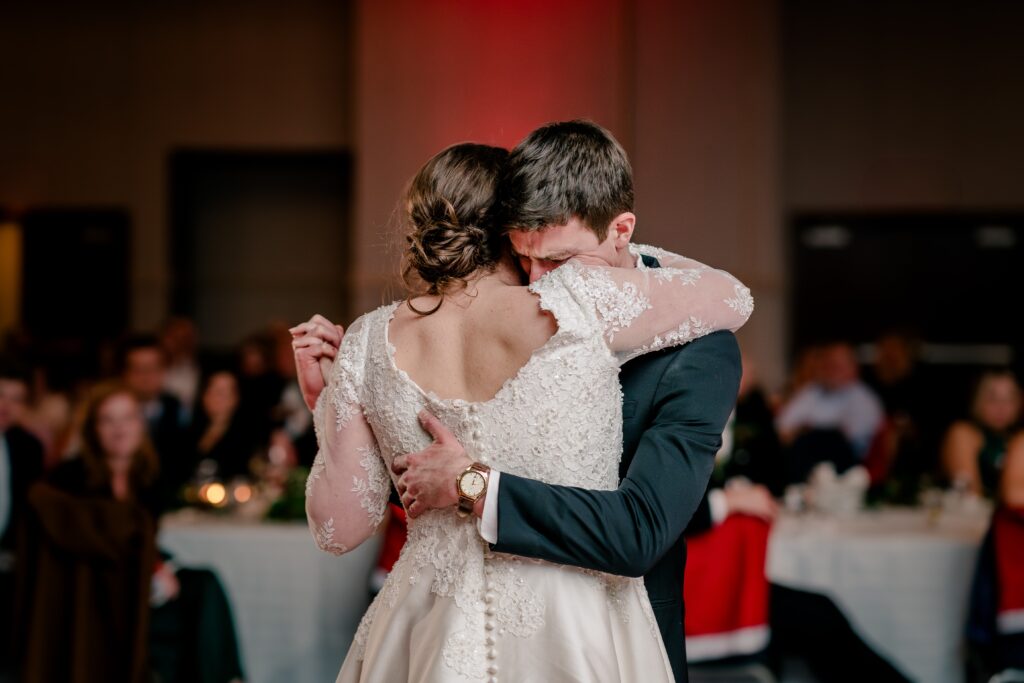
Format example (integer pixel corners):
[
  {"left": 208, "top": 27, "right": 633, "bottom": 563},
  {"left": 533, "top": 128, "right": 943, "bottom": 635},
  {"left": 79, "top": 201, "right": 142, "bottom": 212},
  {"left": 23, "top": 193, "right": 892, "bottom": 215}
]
[{"left": 491, "top": 257, "right": 742, "bottom": 681}]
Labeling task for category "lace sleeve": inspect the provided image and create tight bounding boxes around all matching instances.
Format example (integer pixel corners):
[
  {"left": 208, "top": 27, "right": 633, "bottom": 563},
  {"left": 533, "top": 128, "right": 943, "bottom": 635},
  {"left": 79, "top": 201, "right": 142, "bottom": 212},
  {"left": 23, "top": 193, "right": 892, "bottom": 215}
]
[
  {"left": 304, "top": 315, "right": 390, "bottom": 555},
  {"left": 546, "top": 243, "right": 753, "bottom": 365}
]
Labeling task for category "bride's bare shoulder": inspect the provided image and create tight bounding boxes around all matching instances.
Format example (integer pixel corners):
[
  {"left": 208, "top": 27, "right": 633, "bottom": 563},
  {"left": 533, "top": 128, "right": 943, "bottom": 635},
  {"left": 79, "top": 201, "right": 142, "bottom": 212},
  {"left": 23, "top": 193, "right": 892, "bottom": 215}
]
[{"left": 492, "top": 285, "right": 557, "bottom": 345}]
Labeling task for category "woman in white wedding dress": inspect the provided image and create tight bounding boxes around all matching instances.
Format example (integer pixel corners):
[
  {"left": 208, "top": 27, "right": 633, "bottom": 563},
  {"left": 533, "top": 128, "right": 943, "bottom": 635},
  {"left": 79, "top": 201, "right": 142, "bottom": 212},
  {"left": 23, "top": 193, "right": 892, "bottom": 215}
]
[{"left": 304, "top": 143, "right": 753, "bottom": 682}]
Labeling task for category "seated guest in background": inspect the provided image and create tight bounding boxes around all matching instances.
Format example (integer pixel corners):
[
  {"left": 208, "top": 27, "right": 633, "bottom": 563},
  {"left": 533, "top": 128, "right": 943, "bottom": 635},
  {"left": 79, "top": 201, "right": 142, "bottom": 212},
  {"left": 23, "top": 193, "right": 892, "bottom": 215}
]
[
  {"left": 685, "top": 356, "right": 908, "bottom": 683},
  {"left": 121, "top": 335, "right": 191, "bottom": 506},
  {"left": 966, "top": 434, "right": 1024, "bottom": 681},
  {"left": 160, "top": 317, "right": 202, "bottom": 424},
  {"left": 0, "top": 360, "right": 44, "bottom": 679},
  {"left": 20, "top": 382, "right": 161, "bottom": 682},
  {"left": 942, "top": 369, "right": 1021, "bottom": 497},
  {"left": 189, "top": 370, "right": 258, "bottom": 480},
  {"left": 774, "top": 343, "right": 822, "bottom": 411},
  {"left": 236, "top": 333, "right": 283, "bottom": 448},
  {"left": 864, "top": 330, "right": 941, "bottom": 482},
  {"left": 776, "top": 341, "right": 884, "bottom": 483},
  {"left": 34, "top": 383, "right": 244, "bottom": 683},
  {"left": 687, "top": 353, "right": 784, "bottom": 532},
  {"left": 48, "top": 382, "right": 163, "bottom": 517}
]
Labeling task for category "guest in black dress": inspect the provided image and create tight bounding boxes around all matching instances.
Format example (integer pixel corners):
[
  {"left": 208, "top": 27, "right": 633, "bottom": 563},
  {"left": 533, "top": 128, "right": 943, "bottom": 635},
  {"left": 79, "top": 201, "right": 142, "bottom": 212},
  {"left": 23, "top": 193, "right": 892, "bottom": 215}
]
[
  {"left": 942, "top": 369, "right": 1021, "bottom": 497},
  {"left": 189, "top": 370, "right": 259, "bottom": 480}
]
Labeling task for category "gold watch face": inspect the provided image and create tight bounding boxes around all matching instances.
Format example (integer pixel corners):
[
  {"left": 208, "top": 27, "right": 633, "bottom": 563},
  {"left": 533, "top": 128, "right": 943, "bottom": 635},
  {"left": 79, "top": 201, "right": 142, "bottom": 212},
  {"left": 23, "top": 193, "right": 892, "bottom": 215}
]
[{"left": 459, "top": 470, "right": 486, "bottom": 498}]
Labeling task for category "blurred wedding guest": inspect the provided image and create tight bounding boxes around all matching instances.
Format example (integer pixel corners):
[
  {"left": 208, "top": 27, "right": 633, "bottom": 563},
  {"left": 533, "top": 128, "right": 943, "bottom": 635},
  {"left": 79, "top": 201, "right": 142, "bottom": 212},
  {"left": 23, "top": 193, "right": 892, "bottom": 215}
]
[
  {"left": 21, "top": 365, "right": 77, "bottom": 469},
  {"left": 776, "top": 341, "right": 884, "bottom": 483},
  {"left": 864, "top": 330, "right": 941, "bottom": 482},
  {"left": 774, "top": 343, "right": 822, "bottom": 411},
  {"left": 942, "top": 369, "right": 1022, "bottom": 497},
  {"left": 18, "top": 383, "right": 245, "bottom": 682},
  {"left": 0, "top": 360, "right": 44, "bottom": 679},
  {"left": 687, "top": 354, "right": 784, "bottom": 533},
  {"left": 236, "top": 333, "right": 283, "bottom": 447},
  {"left": 965, "top": 434, "right": 1024, "bottom": 681},
  {"left": 121, "top": 335, "right": 191, "bottom": 505},
  {"left": 161, "top": 317, "right": 202, "bottom": 423},
  {"left": 189, "top": 370, "right": 258, "bottom": 480},
  {"left": 17, "top": 382, "right": 159, "bottom": 682}
]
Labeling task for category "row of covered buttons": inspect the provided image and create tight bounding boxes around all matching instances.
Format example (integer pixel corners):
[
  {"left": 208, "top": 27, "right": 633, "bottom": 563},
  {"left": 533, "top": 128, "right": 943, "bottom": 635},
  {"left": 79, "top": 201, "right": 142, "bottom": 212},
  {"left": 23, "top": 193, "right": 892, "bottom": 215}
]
[{"left": 484, "top": 559, "right": 498, "bottom": 681}]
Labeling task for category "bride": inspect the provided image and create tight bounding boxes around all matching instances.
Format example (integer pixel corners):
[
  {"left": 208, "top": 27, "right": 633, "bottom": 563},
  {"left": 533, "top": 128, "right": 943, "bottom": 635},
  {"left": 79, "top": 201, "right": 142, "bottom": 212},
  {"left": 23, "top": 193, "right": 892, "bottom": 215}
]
[{"left": 301, "top": 142, "right": 752, "bottom": 682}]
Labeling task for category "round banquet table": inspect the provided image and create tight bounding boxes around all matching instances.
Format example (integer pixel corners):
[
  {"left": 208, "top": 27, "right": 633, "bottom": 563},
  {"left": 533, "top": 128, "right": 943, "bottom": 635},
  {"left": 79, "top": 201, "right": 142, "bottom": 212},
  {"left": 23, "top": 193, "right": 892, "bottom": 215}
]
[
  {"left": 158, "top": 512, "right": 382, "bottom": 683},
  {"left": 767, "top": 506, "right": 991, "bottom": 683}
]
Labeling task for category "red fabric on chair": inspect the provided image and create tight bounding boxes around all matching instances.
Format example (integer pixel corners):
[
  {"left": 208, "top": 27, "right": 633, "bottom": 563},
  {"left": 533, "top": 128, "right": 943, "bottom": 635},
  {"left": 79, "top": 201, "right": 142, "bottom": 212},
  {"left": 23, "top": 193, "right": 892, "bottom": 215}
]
[
  {"left": 684, "top": 514, "right": 771, "bottom": 662},
  {"left": 994, "top": 506, "right": 1024, "bottom": 634},
  {"left": 862, "top": 418, "right": 896, "bottom": 485},
  {"left": 378, "top": 503, "right": 408, "bottom": 573}
]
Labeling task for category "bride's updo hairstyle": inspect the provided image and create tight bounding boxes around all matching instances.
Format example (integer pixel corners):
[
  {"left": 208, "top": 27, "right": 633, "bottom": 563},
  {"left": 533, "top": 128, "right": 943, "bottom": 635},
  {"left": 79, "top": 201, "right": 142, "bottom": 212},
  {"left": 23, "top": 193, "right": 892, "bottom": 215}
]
[{"left": 402, "top": 143, "right": 509, "bottom": 314}]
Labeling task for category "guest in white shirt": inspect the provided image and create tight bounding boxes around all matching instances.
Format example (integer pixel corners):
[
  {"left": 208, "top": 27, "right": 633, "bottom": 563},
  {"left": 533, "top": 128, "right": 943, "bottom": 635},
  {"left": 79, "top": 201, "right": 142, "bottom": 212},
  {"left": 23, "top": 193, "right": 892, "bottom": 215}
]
[
  {"left": 776, "top": 342, "right": 884, "bottom": 485},
  {"left": 777, "top": 341, "right": 884, "bottom": 457}
]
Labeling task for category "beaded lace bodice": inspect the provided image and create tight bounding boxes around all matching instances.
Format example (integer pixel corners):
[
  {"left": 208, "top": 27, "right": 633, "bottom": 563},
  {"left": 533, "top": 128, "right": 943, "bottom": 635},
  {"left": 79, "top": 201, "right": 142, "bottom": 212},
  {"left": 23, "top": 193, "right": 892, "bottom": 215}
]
[{"left": 304, "top": 244, "right": 753, "bottom": 679}]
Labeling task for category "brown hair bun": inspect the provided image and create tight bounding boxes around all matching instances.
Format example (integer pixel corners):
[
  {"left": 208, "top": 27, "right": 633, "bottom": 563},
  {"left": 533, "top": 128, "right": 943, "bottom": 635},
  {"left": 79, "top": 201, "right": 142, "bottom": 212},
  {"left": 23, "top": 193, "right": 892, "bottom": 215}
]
[{"left": 403, "top": 143, "right": 509, "bottom": 308}]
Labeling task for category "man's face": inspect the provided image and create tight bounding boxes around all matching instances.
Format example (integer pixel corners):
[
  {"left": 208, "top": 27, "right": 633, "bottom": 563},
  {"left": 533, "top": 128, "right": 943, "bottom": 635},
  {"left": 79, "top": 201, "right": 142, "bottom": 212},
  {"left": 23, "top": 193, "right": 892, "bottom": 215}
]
[
  {"left": 508, "top": 217, "right": 618, "bottom": 284},
  {"left": 0, "top": 379, "right": 28, "bottom": 432},
  {"left": 123, "top": 348, "right": 166, "bottom": 401}
]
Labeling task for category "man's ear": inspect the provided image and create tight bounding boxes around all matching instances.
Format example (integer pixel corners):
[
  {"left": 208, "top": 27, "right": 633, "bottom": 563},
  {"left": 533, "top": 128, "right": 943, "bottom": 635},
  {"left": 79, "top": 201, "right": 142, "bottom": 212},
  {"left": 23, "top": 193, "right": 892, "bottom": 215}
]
[{"left": 608, "top": 212, "right": 636, "bottom": 248}]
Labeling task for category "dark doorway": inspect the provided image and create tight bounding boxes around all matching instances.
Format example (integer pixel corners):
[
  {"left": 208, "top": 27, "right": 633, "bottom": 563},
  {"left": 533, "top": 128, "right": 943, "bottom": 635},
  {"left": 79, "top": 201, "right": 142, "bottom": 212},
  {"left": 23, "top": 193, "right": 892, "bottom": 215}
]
[{"left": 170, "top": 150, "right": 352, "bottom": 350}]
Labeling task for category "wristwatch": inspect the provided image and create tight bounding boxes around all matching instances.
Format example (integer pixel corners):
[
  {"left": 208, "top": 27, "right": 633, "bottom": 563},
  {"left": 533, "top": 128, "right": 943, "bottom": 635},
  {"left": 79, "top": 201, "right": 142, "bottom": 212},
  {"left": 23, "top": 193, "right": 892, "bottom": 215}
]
[{"left": 455, "top": 462, "right": 491, "bottom": 517}]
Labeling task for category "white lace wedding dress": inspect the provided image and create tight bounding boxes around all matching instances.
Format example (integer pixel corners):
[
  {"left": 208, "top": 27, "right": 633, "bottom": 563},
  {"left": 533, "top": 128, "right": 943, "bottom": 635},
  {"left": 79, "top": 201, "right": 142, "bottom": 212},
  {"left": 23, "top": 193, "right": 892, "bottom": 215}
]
[{"left": 305, "top": 244, "right": 753, "bottom": 682}]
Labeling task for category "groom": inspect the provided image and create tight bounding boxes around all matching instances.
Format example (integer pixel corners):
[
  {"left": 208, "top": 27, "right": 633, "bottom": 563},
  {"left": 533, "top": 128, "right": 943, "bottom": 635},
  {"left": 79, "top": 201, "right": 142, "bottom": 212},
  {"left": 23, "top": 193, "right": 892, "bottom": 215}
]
[{"left": 295, "top": 121, "right": 741, "bottom": 683}]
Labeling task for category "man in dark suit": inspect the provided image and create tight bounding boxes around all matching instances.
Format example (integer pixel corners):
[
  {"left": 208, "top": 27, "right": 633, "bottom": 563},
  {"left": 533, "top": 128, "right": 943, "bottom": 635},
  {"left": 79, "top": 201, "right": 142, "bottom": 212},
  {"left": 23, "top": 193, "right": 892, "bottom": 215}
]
[
  {"left": 120, "top": 335, "right": 191, "bottom": 509},
  {"left": 0, "top": 361, "right": 44, "bottom": 677},
  {"left": 389, "top": 121, "right": 742, "bottom": 683}
]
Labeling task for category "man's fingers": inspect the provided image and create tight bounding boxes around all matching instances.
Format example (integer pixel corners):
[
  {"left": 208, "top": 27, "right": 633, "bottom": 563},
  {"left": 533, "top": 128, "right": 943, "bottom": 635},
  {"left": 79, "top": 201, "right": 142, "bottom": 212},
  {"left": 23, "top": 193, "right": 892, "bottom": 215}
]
[
  {"left": 418, "top": 410, "right": 453, "bottom": 444},
  {"left": 392, "top": 456, "right": 408, "bottom": 475}
]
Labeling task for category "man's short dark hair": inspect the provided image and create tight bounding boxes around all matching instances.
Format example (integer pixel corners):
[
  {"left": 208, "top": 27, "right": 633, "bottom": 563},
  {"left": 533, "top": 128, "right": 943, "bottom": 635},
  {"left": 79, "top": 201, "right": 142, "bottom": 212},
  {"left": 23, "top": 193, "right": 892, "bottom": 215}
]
[
  {"left": 118, "top": 334, "right": 168, "bottom": 371},
  {"left": 497, "top": 120, "right": 633, "bottom": 240}
]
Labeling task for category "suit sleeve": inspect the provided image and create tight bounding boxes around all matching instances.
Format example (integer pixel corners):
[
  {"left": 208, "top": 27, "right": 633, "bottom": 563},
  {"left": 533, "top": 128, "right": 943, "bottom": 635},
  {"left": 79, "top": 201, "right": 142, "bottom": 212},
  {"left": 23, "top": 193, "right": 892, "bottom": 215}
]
[
  {"left": 491, "top": 331, "right": 741, "bottom": 577},
  {"left": 686, "top": 489, "right": 715, "bottom": 536}
]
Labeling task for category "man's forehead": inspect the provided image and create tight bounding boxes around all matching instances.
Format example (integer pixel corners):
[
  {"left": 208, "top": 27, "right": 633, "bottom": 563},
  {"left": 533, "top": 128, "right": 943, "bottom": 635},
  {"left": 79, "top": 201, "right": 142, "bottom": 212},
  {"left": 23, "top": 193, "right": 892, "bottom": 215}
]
[{"left": 508, "top": 222, "right": 594, "bottom": 256}]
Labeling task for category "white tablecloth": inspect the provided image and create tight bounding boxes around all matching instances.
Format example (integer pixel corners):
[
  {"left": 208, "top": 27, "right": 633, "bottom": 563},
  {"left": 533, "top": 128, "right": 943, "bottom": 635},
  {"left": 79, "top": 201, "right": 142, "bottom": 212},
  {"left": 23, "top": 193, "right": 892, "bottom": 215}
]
[
  {"left": 158, "top": 514, "right": 381, "bottom": 683},
  {"left": 767, "top": 507, "right": 990, "bottom": 683}
]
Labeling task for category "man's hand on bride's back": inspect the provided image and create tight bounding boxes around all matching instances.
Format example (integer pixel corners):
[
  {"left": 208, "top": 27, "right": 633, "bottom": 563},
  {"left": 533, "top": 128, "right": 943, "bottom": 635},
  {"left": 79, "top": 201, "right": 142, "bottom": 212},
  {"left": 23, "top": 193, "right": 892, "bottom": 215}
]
[
  {"left": 392, "top": 411, "right": 472, "bottom": 518},
  {"left": 289, "top": 314, "right": 345, "bottom": 411}
]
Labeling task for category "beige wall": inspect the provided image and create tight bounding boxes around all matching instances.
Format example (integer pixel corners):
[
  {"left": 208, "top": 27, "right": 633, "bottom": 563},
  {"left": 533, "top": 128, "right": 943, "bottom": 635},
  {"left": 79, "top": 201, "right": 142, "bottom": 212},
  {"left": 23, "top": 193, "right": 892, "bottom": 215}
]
[
  {"left": 351, "top": 0, "right": 633, "bottom": 313},
  {"left": 632, "top": 0, "right": 783, "bottom": 388},
  {"left": 353, "top": 0, "right": 784, "bottom": 384},
  {"left": 0, "top": 1, "right": 352, "bottom": 331},
  {"left": 8, "top": 2, "right": 1018, "bottom": 388}
]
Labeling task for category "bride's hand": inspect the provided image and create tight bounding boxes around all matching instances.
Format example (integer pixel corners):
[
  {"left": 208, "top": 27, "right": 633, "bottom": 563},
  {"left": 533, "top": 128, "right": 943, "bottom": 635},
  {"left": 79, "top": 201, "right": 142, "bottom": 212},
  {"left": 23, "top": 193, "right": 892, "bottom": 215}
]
[
  {"left": 392, "top": 410, "right": 472, "bottom": 518},
  {"left": 290, "top": 314, "right": 345, "bottom": 411}
]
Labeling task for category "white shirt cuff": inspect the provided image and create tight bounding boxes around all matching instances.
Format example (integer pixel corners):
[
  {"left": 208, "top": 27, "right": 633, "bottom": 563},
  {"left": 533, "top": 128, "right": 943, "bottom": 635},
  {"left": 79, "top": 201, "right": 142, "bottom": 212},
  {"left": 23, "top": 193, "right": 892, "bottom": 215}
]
[
  {"left": 708, "top": 487, "right": 729, "bottom": 526},
  {"left": 476, "top": 470, "right": 501, "bottom": 544}
]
